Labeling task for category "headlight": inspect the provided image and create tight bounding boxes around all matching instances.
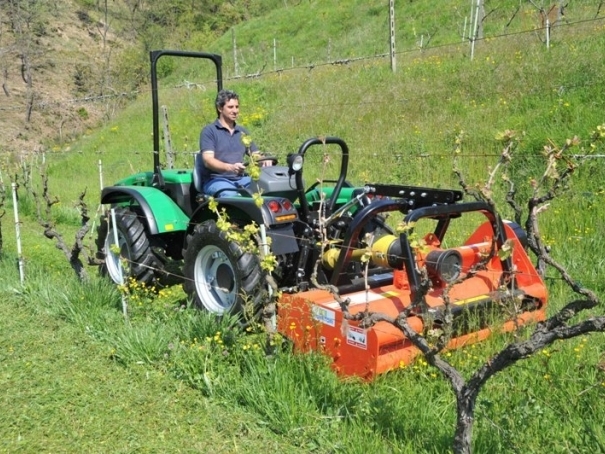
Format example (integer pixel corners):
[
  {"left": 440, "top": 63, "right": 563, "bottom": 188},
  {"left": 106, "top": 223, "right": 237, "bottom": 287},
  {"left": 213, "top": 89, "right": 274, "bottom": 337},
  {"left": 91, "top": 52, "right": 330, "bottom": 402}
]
[{"left": 287, "top": 153, "right": 303, "bottom": 173}]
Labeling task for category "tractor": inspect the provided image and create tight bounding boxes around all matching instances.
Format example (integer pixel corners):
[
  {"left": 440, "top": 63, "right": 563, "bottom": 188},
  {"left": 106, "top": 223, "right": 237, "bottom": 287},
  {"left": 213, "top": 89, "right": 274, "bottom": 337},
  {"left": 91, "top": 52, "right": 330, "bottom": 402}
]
[{"left": 97, "top": 50, "right": 547, "bottom": 379}]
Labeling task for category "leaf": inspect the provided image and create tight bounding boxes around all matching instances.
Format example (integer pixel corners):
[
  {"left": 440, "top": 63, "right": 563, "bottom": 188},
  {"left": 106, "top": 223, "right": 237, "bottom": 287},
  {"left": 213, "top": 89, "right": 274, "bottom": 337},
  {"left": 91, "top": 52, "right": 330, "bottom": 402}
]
[
  {"left": 396, "top": 221, "right": 416, "bottom": 234},
  {"left": 252, "top": 192, "right": 263, "bottom": 208},
  {"left": 241, "top": 133, "right": 253, "bottom": 148},
  {"left": 248, "top": 161, "right": 261, "bottom": 180},
  {"left": 426, "top": 328, "right": 444, "bottom": 341},
  {"left": 261, "top": 255, "right": 278, "bottom": 272},
  {"left": 208, "top": 197, "right": 218, "bottom": 212},
  {"left": 360, "top": 250, "right": 372, "bottom": 263},
  {"left": 498, "top": 239, "right": 515, "bottom": 260}
]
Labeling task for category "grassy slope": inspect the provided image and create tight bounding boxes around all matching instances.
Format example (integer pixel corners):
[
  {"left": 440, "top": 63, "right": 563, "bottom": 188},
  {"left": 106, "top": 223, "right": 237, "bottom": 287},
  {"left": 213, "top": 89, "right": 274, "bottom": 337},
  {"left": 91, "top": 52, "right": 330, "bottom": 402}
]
[
  {"left": 0, "top": 275, "right": 303, "bottom": 453},
  {"left": 41, "top": 1, "right": 605, "bottom": 203}
]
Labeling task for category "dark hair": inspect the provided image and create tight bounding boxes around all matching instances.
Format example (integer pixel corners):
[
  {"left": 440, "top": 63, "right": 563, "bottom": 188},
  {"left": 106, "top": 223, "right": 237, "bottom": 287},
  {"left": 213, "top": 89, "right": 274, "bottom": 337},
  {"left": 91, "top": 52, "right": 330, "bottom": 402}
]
[{"left": 215, "top": 89, "right": 239, "bottom": 116}]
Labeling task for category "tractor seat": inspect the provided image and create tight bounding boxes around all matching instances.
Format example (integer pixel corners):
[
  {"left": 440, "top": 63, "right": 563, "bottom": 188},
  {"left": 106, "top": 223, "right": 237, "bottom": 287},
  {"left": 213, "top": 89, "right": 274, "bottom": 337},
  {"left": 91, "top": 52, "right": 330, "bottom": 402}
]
[
  {"left": 192, "top": 153, "right": 206, "bottom": 203},
  {"left": 193, "top": 152, "right": 251, "bottom": 200}
]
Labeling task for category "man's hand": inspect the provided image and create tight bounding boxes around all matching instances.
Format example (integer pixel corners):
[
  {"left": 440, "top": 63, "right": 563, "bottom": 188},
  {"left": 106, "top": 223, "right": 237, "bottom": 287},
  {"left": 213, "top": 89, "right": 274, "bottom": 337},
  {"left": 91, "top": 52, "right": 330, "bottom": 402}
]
[
  {"left": 230, "top": 162, "right": 246, "bottom": 174},
  {"left": 202, "top": 152, "right": 246, "bottom": 175}
]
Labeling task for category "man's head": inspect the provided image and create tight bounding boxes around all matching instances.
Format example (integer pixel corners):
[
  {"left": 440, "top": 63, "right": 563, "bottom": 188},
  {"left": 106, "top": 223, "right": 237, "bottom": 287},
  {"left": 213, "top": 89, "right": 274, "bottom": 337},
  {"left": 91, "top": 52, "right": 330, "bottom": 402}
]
[{"left": 215, "top": 89, "right": 239, "bottom": 117}]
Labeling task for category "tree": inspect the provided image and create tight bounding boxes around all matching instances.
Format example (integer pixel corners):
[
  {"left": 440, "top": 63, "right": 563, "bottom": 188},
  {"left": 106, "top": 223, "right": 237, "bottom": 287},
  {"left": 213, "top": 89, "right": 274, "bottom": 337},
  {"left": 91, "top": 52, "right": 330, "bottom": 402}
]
[{"left": 31, "top": 171, "right": 95, "bottom": 281}]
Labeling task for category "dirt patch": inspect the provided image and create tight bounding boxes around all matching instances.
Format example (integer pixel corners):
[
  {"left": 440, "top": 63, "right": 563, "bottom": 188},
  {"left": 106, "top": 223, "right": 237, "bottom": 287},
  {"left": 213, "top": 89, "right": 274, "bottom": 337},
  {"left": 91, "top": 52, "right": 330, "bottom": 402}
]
[{"left": 0, "top": 2, "right": 127, "bottom": 156}]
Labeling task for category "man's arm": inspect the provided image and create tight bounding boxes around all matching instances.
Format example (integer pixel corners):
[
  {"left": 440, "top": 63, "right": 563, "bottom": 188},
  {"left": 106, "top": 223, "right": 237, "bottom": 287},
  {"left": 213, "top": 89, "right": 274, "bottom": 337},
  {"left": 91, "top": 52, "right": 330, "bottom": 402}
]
[{"left": 202, "top": 151, "right": 246, "bottom": 174}]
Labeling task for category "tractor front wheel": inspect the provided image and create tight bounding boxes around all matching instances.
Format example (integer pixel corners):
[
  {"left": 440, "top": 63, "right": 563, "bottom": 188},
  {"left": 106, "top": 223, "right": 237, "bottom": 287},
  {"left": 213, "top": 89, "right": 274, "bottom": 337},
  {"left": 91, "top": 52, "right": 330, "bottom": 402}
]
[
  {"left": 182, "top": 220, "right": 264, "bottom": 319},
  {"left": 97, "top": 208, "right": 164, "bottom": 286}
]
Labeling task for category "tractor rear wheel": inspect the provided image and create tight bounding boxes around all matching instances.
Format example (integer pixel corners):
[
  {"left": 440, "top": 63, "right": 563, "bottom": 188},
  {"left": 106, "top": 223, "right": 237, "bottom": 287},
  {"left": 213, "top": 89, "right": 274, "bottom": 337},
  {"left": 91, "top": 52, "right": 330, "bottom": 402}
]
[
  {"left": 182, "top": 220, "right": 265, "bottom": 319},
  {"left": 97, "top": 208, "right": 164, "bottom": 286}
]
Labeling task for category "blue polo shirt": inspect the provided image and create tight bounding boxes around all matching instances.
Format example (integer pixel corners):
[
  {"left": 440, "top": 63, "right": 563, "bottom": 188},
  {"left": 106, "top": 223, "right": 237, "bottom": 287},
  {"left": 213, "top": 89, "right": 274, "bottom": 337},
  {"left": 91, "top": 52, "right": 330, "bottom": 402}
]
[{"left": 199, "top": 119, "right": 258, "bottom": 182}]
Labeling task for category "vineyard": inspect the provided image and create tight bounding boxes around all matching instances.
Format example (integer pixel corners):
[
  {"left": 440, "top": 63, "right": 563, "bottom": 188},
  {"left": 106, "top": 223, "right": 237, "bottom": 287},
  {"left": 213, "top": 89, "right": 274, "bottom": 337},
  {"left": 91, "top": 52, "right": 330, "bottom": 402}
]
[{"left": 2, "top": 1, "right": 605, "bottom": 453}]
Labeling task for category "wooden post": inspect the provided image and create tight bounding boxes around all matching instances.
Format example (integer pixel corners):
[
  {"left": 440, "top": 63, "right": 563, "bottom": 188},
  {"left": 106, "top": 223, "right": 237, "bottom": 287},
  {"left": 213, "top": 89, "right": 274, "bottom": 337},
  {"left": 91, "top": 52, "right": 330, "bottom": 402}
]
[
  {"left": 98, "top": 159, "right": 104, "bottom": 190},
  {"left": 389, "top": 0, "right": 396, "bottom": 73},
  {"left": 468, "top": 0, "right": 474, "bottom": 41},
  {"left": 273, "top": 38, "right": 277, "bottom": 71},
  {"left": 463, "top": 16, "right": 468, "bottom": 41},
  {"left": 232, "top": 28, "right": 239, "bottom": 77},
  {"left": 470, "top": 0, "right": 481, "bottom": 61},
  {"left": 161, "top": 106, "right": 174, "bottom": 169},
  {"left": 12, "top": 183, "right": 25, "bottom": 284}
]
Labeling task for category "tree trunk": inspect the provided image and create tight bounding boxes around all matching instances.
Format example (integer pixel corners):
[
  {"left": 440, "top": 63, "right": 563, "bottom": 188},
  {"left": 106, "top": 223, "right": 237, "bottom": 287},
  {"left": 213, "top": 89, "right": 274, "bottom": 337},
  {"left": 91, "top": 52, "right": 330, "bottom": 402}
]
[{"left": 453, "top": 390, "right": 478, "bottom": 454}]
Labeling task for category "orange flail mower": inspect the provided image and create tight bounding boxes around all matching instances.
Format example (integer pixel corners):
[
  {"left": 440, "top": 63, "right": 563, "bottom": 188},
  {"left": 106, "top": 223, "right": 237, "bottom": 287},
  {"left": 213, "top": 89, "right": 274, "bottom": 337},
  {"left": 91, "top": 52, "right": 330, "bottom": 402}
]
[{"left": 277, "top": 202, "right": 547, "bottom": 380}]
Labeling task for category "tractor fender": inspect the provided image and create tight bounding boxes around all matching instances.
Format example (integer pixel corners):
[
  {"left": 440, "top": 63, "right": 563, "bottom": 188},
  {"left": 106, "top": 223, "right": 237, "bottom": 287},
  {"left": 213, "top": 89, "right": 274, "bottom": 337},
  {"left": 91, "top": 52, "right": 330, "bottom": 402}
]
[
  {"left": 188, "top": 198, "right": 299, "bottom": 255},
  {"left": 101, "top": 185, "right": 190, "bottom": 235},
  {"left": 189, "top": 197, "right": 272, "bottom": 231}
]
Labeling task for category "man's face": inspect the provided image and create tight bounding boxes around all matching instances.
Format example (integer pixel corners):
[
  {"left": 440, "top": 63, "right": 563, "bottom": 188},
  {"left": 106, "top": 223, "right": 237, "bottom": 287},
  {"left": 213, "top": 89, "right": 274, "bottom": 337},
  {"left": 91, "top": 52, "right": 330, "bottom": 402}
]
[{"left": 219, "top": 98, "right": 239, "bottom": 122}]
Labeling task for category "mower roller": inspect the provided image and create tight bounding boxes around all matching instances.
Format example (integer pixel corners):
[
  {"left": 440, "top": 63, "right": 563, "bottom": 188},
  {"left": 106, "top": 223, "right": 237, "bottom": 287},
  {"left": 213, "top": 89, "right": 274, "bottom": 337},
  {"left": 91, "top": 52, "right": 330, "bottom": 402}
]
[{"left": 97, "top": 50, "right": 548, "bottom": 380}]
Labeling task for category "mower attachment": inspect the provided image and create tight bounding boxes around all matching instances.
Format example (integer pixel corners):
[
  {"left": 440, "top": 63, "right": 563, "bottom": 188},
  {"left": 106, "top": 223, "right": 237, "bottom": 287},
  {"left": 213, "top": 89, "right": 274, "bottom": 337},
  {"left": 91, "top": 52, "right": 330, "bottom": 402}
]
[{"left": 278, "top": 201, "right": 548, "bottom": 379}]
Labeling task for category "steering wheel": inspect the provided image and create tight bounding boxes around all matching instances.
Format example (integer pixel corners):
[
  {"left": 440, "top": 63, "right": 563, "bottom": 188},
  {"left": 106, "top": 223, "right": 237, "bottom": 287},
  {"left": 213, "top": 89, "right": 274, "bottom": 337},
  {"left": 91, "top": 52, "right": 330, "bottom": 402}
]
[
  {"left": 255, "top": 156, "right": 278, "bottom": 166},
  {"left": 244, "top": 156, "right": 278, "bottom": 167}
]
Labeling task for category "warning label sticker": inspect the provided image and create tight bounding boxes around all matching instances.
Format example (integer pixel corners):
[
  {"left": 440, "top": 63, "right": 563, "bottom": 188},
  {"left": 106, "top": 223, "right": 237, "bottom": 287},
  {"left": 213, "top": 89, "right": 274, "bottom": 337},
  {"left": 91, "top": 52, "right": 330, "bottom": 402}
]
[
  {"left": 312, "top": 305, "right": 336, "bottom": 327},
  {"left": 346, "top": 325, "right": 368, "bottom": 350}
]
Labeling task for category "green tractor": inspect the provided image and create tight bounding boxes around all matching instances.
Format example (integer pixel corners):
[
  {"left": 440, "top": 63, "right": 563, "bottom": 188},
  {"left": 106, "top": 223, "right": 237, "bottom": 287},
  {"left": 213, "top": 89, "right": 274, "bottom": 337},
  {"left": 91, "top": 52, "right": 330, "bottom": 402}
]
[
  {"left": 97, "top": 50, "right": 291, "bottom": 314},
  {"left": 96, "top": 50, "right": 352, "bottom": 315},
  {"left": 96, "top": 49, "right": 462, "bottom": 319}
]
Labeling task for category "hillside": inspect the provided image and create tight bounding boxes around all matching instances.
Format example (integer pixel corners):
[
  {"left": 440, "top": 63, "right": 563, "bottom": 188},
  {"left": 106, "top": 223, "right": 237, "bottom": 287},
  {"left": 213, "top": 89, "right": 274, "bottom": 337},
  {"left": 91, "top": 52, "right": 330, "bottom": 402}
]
[
  {"left": 0, "top": 0, "right": 283, "bottom": 155},
  {"left": 3, "top": 0, "right": 604, "bottom": 164},
  {"left": 0, "top": 1, "right": 126, "bottom": 154},
  {"left": 2, "top": 1, "right": 605, "bottom": 453}
]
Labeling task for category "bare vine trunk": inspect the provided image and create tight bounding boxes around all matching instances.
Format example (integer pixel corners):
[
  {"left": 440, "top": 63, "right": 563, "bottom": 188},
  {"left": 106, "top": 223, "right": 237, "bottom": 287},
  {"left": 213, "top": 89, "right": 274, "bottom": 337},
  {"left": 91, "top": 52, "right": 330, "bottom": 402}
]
[{"left": 453, "top": 390, "right": 478, "bottom": 454}]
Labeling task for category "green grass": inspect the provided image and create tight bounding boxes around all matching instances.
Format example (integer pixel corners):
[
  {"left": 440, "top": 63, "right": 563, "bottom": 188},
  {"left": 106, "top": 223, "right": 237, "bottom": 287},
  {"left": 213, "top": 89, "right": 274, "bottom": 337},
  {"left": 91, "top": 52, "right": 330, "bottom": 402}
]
[
  {"left": 37, "top": 12, "right": 605, "bottom": 205},
  {"left": 2, "top": 1, "right": 605, "bottom": 452},
  {"left": 4, "top": 258, "right": 605, "bottom": 452},
  {"left": 0, "top": 262, "right": 307, "bottom": 453}
]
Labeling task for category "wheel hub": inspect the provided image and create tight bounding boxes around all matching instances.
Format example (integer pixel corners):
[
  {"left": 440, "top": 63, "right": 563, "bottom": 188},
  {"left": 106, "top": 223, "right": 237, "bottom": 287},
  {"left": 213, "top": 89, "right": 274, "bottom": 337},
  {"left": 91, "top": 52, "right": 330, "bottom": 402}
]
[
  {"left": 104, "top": 227, "right": 129, "bottom": 284},
  {"left": 194, "top": 245, "right": 237, "bottom": 314},
  {"left": 215, "top": 263, "right": 235, "bottom": 293}
]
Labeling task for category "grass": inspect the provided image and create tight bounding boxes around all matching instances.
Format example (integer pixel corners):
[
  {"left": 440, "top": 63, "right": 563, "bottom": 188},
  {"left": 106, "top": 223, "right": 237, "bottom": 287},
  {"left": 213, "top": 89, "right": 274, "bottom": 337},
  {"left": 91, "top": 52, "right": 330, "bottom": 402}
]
[
  {"left": 37, "top": 15, "right": 605, "bottom": 204},
  {"left": 2, "top": 0, "right": 605, "bottom": 452},
  {"left": 3, "top": 248, "right": 605, "bottom": 452},
  {"left": 0, "top": 262, "right": 306, "bottom": 453}
]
